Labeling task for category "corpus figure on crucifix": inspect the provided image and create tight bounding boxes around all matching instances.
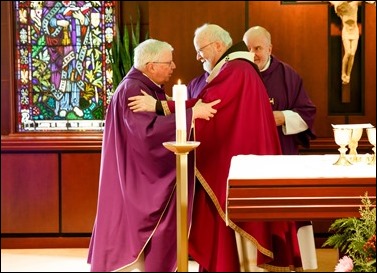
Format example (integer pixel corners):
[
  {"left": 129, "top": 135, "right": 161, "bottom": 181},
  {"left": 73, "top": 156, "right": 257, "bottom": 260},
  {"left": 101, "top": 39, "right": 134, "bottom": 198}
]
[{"left": 330, "top": 1, "right": 362, "bottom": 85}]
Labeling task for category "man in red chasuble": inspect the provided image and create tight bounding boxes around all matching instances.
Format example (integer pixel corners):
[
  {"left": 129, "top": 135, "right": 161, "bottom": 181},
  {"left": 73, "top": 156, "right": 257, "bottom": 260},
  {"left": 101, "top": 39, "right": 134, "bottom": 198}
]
[{"left": 189, "top": 23, "right": 304, "bottom": 272}]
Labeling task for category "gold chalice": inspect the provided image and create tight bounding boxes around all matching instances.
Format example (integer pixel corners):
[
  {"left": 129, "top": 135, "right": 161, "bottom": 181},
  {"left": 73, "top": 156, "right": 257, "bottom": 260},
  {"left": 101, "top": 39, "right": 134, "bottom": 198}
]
[
  {"left": 366, "top": 127, "right": 376, "bottom": 165},
  {"left": 333, "top": 128, "right": 352, "bottom": 166}
]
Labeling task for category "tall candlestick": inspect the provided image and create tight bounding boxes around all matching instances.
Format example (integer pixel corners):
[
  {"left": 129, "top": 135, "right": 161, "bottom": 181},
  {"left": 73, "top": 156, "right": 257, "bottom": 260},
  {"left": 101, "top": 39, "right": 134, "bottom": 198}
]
[{"left": 173, "top": 80, "right": 187, "bottom": 143}]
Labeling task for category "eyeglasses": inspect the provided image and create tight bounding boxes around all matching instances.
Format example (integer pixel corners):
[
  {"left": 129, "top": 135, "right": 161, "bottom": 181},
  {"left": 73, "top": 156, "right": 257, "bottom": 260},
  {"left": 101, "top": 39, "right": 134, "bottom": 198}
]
[
  {"left": 196, "top": 42, "right": 216, "bottom": 55},
  {"left": 146, "top": 61, "right": 174, "bottom": 66}
]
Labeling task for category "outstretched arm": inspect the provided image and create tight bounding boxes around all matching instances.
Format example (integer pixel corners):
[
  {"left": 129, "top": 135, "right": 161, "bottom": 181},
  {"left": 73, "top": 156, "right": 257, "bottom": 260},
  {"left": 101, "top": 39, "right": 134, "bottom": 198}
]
[
  {"left": 128, "top": 90, "right": 158, "bottom": 112},
  {"left": 128, "top": 90, "right": 183, "bottom": 114},
  {"left": 128, "top": 90, "right": 220, "bottom": 120}
]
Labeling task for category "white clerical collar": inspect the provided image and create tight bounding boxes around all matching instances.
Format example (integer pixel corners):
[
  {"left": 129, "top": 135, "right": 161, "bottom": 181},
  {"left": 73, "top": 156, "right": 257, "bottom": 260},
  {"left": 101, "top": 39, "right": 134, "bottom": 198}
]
[
  {"left": 260, "top": 56, "right": 271, "bottom": 72},
  {"left": 206, "top": 51, "right": 255, "bottom": 83}
]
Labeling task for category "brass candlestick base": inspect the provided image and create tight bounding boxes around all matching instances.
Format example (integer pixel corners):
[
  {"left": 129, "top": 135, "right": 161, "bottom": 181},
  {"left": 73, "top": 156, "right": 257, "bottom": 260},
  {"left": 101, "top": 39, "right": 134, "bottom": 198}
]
[
  {"left": 163, "top": 141, "right": 200, "bottom": 272},
  {"left": 163, "top": 141, "right": 200, "bottom": 154}
]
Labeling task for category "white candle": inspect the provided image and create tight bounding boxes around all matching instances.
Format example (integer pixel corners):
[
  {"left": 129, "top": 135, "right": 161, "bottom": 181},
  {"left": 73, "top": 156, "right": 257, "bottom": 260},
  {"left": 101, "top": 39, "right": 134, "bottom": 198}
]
[{"left": 172, "top": 80, "right": 187, "bottom": 143}]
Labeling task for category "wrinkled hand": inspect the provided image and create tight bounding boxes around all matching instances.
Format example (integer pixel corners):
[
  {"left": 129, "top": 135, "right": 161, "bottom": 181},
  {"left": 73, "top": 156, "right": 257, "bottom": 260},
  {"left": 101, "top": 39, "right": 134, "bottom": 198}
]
[
  {"left": 192, "top": 99, "right": 221, "bottom": 120},
  {"left": 273, "top": 110, "right": 285, "bottom": 126},
  {"left": 128, "top": 90, "right": 157, "bottom": 112}
]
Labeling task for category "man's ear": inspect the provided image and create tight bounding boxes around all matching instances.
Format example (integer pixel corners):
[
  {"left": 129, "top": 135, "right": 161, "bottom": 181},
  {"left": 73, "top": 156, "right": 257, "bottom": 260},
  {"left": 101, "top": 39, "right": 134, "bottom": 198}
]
[
  {"left": 213, "top": 41, "right": 221, "bottom": 52},
  {"left": 145, "top": 62, "right": 153, "bottom": 72}
]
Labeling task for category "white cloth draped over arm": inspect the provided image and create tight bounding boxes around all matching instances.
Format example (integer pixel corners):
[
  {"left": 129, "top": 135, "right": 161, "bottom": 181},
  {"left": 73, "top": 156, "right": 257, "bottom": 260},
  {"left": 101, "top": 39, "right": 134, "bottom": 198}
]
[{"left": 282, "top": 110, "right": 308, "bottom": 135}]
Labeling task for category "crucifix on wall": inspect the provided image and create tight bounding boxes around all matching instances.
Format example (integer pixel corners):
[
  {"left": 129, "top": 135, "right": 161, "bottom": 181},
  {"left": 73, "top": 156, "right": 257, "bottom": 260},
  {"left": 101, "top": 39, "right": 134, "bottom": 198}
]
[
  {"left": 328, "top": 1, "right": 362, "bottom": 110},
  {"left": 330, "top": 1, "right": 361, "bottom": 86},
  {"left": 330, "top": 1, "right": 361, "bottom": 104},
  {"left": 329, "top": 1, "right": 375, "bottom": 103}
]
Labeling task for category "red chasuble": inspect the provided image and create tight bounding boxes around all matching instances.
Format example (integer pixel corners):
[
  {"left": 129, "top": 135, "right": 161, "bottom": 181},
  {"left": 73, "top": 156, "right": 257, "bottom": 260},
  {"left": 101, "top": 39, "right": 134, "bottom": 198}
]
[{"left": 189, "top": 58, "right": 303, "bottom": 271}]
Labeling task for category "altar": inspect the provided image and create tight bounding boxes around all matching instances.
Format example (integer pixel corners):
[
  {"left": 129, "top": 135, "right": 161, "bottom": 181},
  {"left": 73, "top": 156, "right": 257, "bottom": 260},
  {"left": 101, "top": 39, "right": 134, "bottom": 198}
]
[{"left": 226, "top": 154, "right": 376, "bottom": 222}]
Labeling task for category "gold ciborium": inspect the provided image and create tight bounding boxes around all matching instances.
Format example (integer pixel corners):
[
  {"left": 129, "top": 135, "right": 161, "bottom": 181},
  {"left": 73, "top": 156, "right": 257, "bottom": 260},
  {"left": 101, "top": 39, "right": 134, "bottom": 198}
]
[
  {"left": 333, "top": 128, "right": 352, "bottom": 166},
  {"left": 366, "top": 127, "right": 376, "bottom": 165},
  {"left": 348, "top": 127, "right": 363, "bottom": 163}
]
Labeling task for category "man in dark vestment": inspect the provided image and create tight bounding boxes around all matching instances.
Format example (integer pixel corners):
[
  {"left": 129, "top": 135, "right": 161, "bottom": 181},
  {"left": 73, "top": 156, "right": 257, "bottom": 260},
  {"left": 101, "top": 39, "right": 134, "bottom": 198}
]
[
  {"left": 87, "top": 39, "right": 218, "bottom": 272},
  {"left": 243, "top": 26, "right": 317, "bottom": 156}
]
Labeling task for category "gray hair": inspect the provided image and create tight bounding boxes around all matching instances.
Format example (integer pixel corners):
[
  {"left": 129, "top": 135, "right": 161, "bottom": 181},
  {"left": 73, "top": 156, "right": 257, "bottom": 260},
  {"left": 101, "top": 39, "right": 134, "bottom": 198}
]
[
  {"left": 243, "top": 26, "right": 272, "bottom": 46},
  {"left": 194, "top": 23, "right": 233, "bottom": 48},
  {"left": 133, "top": 39, "right": 174, "bottom": 70}
]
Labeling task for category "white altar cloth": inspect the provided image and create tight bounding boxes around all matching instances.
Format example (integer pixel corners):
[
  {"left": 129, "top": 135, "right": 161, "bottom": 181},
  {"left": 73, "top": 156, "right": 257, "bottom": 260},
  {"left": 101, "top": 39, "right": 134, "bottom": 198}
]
[{"left": 227, "top": 154, "right": 376, "bottom": 180}]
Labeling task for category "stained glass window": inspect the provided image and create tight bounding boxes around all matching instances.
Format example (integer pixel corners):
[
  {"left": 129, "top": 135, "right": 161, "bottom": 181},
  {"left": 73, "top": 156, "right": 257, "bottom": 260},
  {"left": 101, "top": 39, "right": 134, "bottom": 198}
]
[{"left": 14, "top": 1, "right": 116, "bottom": 132}]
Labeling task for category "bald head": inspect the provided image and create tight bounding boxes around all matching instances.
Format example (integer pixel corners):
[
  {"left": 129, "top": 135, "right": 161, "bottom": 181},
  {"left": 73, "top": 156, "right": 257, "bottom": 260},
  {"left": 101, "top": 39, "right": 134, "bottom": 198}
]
[
  {"left": 243, "top": 26, "right": 271, "bottom": 48},
  {"left": 243, "top": 26, "right": 272, "bottom": 71}
]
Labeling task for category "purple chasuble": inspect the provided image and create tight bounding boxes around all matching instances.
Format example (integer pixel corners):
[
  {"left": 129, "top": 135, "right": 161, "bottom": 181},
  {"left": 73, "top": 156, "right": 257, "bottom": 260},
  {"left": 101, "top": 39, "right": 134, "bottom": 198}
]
[
  {"left": 87, "top": 67, "right": 195, "bottom": 272},
  {"left": 187, "top": 72, "right": 208, "bottom": 99},
  {"left": 261, "top": 55, "right": 316, "bottom": 155}
]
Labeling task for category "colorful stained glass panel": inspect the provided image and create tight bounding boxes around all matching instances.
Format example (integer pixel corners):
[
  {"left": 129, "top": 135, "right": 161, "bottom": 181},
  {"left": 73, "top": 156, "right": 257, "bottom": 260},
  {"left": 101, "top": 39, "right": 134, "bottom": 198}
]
[{"left": 14, "top": 1, "right": 116, "bottom": 132}]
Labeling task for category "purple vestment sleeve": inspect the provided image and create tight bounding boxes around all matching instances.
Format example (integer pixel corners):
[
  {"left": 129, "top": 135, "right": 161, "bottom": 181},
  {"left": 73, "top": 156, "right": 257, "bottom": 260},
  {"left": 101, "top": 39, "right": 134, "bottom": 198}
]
[
  {"left": 261, "top": 55, "right": 317, "bottom": 154},
  {"left": 187, "top": 72, "right": 209, "bottom": 99}
]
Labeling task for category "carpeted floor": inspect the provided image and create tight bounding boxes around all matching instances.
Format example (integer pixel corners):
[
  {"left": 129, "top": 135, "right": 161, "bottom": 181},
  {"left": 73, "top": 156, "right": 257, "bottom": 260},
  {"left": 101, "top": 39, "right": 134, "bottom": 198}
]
[{"left": 1, "top": 248, "right": 338, "bottom": 272}]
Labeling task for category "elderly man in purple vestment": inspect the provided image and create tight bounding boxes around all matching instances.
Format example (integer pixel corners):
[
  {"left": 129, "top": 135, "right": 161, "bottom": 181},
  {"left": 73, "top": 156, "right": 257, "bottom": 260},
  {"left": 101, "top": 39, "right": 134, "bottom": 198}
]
[
  {"left": 243, "top": 26, "right": 317, "bottom": 156},
  {"left": 87, "top": 39, "right": 219, "bottom": 272}
]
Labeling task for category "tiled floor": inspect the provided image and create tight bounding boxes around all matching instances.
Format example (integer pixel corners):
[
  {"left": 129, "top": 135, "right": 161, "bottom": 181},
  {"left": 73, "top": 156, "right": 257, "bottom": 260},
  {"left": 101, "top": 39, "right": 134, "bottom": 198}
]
[{"left": 1, "top": 248, "right": 338, "bottom": 272}]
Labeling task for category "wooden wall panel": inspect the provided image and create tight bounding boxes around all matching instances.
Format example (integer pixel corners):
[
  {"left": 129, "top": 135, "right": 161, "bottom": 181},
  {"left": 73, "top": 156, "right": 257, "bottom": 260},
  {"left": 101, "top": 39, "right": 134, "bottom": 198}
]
[
  {"left": 148, "top": 1, "right": 246, "bottom": 96},
  {"left": 1, "top": 153, "right": 59, "bottom": 233},
  {"left": 61, "top": 153, "right": 101, "bottom": 233}
]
